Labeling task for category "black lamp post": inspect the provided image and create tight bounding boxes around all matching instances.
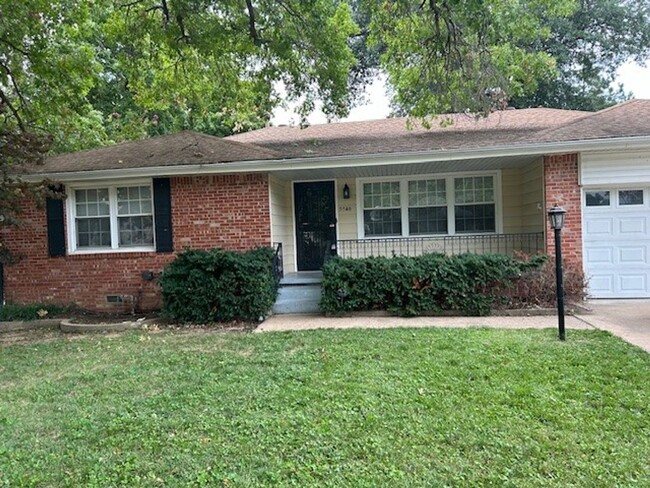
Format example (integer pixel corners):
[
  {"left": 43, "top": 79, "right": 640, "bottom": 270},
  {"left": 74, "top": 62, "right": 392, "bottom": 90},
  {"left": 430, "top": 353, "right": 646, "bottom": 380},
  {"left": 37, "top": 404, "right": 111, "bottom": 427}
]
[{"left": 548, "top": 205, "right": 567, "bottom": 341}]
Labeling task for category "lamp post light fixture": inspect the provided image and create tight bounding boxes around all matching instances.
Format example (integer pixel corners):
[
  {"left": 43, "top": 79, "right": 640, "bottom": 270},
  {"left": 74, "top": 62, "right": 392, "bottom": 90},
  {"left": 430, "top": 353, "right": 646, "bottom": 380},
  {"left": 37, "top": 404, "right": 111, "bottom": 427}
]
[{"left": 548, "top": 205, "right": 567, "bottom": 341}]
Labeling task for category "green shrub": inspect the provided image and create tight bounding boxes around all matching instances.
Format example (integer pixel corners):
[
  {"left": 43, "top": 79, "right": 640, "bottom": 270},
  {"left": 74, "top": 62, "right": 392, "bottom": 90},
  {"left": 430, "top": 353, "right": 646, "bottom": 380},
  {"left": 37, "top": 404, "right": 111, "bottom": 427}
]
[
  {"left": 159, "top": 247, "right": 278, "bottom": 323},
  {"left": 0, "top": 303, "right": 68, "bottom": 321},
  {"left": 321, "top": 253, "right": 546, "bottom": 316}
]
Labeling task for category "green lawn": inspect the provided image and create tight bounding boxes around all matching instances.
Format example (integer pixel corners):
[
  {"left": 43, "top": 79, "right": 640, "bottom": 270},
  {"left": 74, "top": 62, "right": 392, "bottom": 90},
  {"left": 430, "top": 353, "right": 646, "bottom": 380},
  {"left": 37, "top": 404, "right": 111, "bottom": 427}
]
[{"left": 1, "top": 328, "right": 649, "bottom": 487}]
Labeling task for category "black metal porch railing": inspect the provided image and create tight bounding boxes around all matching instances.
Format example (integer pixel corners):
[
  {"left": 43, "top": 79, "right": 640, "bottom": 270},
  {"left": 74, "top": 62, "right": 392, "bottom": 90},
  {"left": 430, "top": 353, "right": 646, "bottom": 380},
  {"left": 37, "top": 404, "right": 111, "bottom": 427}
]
[
  {"left": 272, "top": 242, "right": 284, "bottom": 283},
  {"left": 336, "top": 232, "right": 545, "bottom": 259}
]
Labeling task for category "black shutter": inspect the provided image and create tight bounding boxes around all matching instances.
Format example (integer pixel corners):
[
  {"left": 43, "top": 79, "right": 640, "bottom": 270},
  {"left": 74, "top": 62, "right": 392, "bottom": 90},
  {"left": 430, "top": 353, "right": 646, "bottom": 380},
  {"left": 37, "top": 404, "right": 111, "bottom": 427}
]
[
  {"left": 46, "top": 196, "right": 66, "bottom": 257},
  {"left": 153, "top": 177, "right": 173, "bottom": 253}
]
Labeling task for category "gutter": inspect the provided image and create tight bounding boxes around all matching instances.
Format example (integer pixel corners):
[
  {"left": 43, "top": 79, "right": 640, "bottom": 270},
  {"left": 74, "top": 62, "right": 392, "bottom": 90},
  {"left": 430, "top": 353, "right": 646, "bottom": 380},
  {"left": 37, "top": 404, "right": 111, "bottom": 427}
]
[{"left": 19, "top": 135, "right": 650, "bottom": 182}]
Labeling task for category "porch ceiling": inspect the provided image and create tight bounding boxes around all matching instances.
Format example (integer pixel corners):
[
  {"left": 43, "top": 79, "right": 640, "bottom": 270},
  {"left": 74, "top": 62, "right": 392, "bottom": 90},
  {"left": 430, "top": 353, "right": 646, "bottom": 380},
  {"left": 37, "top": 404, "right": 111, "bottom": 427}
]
[{"left": 269, "top": 154, "right": 541, "bottom": 181}]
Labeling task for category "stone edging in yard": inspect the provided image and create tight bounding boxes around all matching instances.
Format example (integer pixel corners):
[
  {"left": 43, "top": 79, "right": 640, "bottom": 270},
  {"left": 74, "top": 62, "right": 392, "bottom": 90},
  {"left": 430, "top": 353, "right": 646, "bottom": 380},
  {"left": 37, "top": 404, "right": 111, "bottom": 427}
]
[
  {"left": 0, "top": 318, "right": 160, "bottom": 334},
  {"left": 59, "top": 318, "right": 158, "bottom": 333},
  {"left": 0, "top": 319, "right": 62, "bottom": 333}
]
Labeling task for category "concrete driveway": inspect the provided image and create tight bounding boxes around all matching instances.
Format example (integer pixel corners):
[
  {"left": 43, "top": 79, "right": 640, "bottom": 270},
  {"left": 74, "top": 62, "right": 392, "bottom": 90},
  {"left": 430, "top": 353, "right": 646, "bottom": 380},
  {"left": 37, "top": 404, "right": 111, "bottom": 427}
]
[{"left": 579, "top": 299, "right": 650, "bottom": 352}]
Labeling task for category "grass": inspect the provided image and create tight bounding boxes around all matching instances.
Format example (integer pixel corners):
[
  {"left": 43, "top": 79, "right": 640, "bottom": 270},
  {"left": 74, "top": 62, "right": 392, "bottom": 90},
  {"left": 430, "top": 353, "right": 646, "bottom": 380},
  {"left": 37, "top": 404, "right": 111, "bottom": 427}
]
[{"left": 1, "top": 327, "right": 649, "bottom": 487}]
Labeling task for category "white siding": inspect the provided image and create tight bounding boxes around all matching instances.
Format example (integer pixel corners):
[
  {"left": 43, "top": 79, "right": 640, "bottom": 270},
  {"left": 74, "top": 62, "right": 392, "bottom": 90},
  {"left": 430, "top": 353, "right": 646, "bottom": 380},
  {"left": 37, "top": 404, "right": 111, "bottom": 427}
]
[
  {"left": 269, "top": 176, "right": 296, "bottom": 274},
  {"left": 336, "top": 178, "right": 357, "bottom": 240},
  {"left": 582, "top": 150, "right": 650, "bottom": 186},
  {"left": 520, "top": 159, "right": 544, "bottom": 233}
]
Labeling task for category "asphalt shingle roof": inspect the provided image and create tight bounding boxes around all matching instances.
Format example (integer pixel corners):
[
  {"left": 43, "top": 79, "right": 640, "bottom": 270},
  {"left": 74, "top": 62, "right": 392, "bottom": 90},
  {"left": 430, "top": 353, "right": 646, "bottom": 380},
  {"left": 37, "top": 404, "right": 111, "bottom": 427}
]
[
  {"left": 226, "top": 108, "right": 591, "bottom": 158},
  {"left": 31, "top": 131, "right": 280, "bottom": 174},
  {"left": 532, "top": 99, "right": 650, "bottom": 143},
  {"left": 28, "top": 100, "right": 650, "bottom": 175}
]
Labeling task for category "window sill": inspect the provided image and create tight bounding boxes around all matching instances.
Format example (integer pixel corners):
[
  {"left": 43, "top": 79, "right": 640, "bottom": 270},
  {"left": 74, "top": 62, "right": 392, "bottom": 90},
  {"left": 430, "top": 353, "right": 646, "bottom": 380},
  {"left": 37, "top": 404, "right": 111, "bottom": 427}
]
[{"left": 68, "top": 246, "right": 156, "bottom": 256}]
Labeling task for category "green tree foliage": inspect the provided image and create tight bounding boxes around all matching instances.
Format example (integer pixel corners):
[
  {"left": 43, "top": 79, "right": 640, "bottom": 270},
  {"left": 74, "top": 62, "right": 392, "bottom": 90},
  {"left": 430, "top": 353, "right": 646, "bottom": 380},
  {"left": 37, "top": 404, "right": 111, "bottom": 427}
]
[
  {"left": 0, "top": 1, "right": 100, "bottom": 258},
  {"left": 3, "top": 0, "right": 646, "bottom": 163},
  {"left": 510, "top": 0, "right": 650, "bottom": 111},
  {"left": 1, "top": 0, "right": 359, "bottom": 155},
  {"left": 0, "top": 0, "right": 357, "bottom": 256},
  {"left": 92, "top": 0, "right": 358, "bottom": 141},
  {"left": 365, "top": 0, "right": 576, "bottom": 117}
]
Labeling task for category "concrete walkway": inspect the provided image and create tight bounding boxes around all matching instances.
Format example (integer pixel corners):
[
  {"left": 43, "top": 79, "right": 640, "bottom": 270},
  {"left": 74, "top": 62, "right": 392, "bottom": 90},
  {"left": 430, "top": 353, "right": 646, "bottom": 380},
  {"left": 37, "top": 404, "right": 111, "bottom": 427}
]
[{"left": 257, "top": 302, "right": 650, "bottom": 353}]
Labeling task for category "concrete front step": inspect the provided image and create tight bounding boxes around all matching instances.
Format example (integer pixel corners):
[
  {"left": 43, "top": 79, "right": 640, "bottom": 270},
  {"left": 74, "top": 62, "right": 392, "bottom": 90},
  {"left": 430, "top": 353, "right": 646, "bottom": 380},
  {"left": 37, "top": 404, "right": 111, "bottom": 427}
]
[
  {"left": 273, "top": 284, "right": 322, "bottom": 314},
  {"left": 279, "top": 271, "right": 323, "bottom": 286}
]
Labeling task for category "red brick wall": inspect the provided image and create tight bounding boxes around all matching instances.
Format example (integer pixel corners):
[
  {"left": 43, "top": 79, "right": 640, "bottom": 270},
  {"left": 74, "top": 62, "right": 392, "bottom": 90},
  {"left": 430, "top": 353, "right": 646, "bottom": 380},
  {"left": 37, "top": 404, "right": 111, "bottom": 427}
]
[
  {"left": 0, "top": 173, "right": 271, "bottom": 311},
  {"left": 543, "top": 154, "right": 582, "bottom": 266}
]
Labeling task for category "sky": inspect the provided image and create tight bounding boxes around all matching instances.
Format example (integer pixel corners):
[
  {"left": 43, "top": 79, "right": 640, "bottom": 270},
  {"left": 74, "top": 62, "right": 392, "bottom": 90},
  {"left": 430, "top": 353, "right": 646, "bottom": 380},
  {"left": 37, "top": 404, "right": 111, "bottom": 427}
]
[{"left": 272, "top": 61, "right": 650, "bottom": 126}]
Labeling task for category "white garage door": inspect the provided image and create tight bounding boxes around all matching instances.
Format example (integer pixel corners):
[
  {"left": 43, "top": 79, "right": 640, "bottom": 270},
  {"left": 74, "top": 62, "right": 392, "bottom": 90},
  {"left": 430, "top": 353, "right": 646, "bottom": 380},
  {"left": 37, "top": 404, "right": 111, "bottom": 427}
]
[{"left": 584, "top": 188, "right": 650, "bottom": 298}]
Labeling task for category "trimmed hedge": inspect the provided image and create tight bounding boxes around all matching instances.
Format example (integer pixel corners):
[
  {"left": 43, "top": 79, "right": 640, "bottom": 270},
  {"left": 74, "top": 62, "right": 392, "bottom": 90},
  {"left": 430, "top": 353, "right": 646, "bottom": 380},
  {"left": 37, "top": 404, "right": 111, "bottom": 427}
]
[
  {"left": 159, "top": 247, "right": 278, "bottom": 323},
  {"left": 321, "top": 253, "right": 546, "bottom": 316}
]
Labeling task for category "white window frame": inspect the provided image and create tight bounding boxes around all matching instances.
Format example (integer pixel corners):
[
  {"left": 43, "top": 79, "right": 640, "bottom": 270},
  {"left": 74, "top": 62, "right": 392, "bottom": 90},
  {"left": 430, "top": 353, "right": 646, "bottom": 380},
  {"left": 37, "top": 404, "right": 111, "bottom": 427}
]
[
  {"left": 356, "top": 171, "right": 502, "bottom": 239},
  {"left": 66, "top": 179, "right": 156, "bottom": 254},
  {"left": 616, "top": 188, "right": 646, "bottom": 208}
]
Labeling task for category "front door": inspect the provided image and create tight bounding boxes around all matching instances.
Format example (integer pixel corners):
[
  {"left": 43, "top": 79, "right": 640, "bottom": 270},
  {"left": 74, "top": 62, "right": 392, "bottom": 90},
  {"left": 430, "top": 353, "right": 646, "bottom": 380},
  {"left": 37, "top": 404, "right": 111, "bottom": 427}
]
[{"left": 294, "top": 181, "right": 337, "bottom": 271}]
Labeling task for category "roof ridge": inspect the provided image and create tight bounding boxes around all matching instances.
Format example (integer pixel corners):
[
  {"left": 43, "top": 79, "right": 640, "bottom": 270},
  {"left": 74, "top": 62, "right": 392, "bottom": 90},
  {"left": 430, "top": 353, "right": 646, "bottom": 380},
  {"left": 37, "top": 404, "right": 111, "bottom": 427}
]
[
  {"left": 228, "top": 107, "right": 593, "bottom": 141},
  {"left": 523, "top": 108, "right": 601, "bottom": 140}
]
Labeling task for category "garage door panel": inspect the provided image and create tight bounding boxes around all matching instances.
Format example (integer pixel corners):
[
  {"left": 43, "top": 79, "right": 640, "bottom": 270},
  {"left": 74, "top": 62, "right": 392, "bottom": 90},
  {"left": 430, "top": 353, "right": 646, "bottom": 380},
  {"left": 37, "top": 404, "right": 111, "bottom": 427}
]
[
  {"left": 619, "top": 217, "right": 646, "bottom": 235},
  {"left": 586, "top": 247, "right": 613, "bottom": 264},
  {"left": 619, "top": 274, "right": 647, "bottom": 293},
  {"left": 585, "top": 218, "right": 613, "bottom": 236},
  {"left": 618, "top": 246, "right": 647, "bottom": 264},
  {"left": 588, "top": 274, "right": 615, "bottom": 295}
]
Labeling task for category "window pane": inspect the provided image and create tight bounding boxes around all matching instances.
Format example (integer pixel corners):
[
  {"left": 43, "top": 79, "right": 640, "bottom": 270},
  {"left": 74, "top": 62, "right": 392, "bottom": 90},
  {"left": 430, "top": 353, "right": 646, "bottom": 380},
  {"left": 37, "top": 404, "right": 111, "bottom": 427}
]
[
  {"left": 363, "top": 181, "right": 400, "bottom": 209},
  {"left": 455, "top": 204, "right": 496, "bottom": 233},
  {"left": 76, "top": 189, "right": 110, "bottom": 217},
  {"left": 619, "top": 190, "right": 643, "bottom": 206},
  {"left": 76, "top": 202, "right": 87, "bottom": 217},
  {"left": 409, "top": 207, "right": 448, "bottom": 235},
  {"left": 408, "top": 179, "right": 446, "bottom": 206},
  {"left": 76, "top": 217, "right": 111, "bottom": 247},
  {"left": 118, "top": 216, "right": 154, "bottom": 246},
  {"left": 117, "top": 185, "right": 153, "bottom": 216},
  {"left": 585, "top": 191, "right": 610, "bottom": 206},
  {"left": 454, "top": 176, "right": 494, "bottom": 204},
  {"left": 363, "top": 209, "right": 401, "bottom": 236}
]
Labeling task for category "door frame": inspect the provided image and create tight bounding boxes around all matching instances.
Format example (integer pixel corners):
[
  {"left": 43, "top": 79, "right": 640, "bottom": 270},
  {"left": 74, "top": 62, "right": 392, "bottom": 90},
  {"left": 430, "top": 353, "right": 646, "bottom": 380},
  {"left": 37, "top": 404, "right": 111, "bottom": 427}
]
[{"left": 292, "top": 179, "right": 339, "bottom": 272}]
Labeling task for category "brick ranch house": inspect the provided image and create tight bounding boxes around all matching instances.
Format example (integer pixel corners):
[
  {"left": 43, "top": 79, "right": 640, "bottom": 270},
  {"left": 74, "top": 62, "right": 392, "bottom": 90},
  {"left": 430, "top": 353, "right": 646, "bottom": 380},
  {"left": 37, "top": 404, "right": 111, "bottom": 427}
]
[{"left": 4, "top": 99, "right": 650, "bottom": 311}]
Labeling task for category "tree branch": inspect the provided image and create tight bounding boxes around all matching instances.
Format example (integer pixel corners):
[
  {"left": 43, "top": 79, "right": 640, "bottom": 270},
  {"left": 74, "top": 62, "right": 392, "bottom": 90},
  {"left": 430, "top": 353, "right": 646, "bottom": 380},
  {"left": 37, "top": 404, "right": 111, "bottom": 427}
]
[
  {"left": 176, "top": 13, "right": 190, "bottom": 42},
  {"left": 0, "top": 88, "right": 25, "bottom": 132},
  {"left": 245, "top": 0, "right": 262, "bottom": 46},
  {"left": 0, "top": 37, "right": 30, "bottom": 56},
  {"left": 161, "top": 0, "right": 171, "bottom": 24}
]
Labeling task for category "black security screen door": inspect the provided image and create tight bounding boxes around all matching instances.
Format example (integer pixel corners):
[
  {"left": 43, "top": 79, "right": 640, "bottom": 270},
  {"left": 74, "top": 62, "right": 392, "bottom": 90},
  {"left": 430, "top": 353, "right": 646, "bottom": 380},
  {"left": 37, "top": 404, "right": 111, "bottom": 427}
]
[{"left": 294, "top": 181, "right": 336, "bottom": 271}]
